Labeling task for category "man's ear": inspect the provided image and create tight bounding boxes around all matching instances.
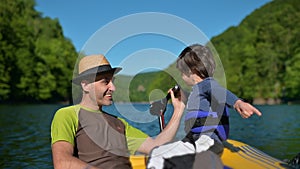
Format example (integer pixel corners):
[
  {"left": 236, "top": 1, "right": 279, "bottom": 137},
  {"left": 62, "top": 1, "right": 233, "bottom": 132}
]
[{"left": 81, "top": 80, "right": 90, "bottom": 93}]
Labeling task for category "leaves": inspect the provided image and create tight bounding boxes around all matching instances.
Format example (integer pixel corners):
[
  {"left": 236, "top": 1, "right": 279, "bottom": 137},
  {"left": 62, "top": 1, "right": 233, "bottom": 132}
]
[
  {"left": 0, "top": 0, "right": 77, "bottom": 103},
  {"left": 114, "top": 0, "right": 300, "bottom": 103},
  {"left": 1, "top": 0, "right": 299, "bottom": 103},
  {"left": 211, "top": 0, "right": 300, "bottom": 102}
]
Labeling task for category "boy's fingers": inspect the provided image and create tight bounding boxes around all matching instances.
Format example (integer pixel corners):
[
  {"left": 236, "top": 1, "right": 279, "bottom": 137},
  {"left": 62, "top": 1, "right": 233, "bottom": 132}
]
[{"left": 255, "top": 110, "right": 262, "bottom": 116}]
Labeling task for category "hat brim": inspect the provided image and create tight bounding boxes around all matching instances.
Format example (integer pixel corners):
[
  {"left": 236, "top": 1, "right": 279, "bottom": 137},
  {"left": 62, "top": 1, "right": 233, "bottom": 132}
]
[{"left": 72, "top": 66, "right": 122, "bottom": 85}]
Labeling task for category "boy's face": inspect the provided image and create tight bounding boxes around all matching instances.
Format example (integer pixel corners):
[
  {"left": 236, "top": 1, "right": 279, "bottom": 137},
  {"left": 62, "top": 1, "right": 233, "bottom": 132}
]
[{"left": 181, "top": 72, "right": 194, "bottom": 86}]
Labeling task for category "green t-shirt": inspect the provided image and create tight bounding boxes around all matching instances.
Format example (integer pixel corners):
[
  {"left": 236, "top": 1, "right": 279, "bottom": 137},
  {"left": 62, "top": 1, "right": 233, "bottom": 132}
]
[{"left": 51, "top": 105, "right": 148, "bottom": 155}]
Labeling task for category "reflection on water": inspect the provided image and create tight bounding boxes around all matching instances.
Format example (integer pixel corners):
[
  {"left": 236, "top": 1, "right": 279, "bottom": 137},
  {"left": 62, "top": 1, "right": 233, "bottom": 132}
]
[
  {"left": 0, "top": 104, "right": 62, "bottom": 169},
  {"left": 0, "top": 104, "right": 299, "bottom": 168},
  {"left": 229, "top": 105, "right": 300, "bottom": 159}
]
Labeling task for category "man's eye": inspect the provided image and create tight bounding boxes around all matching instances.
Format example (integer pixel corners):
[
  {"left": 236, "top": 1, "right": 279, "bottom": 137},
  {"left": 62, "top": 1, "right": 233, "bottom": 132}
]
[
  {"left": 103, "top": 78, "right": 113, "bottom": 84},
  {"left": 104, "top": 79, "right": 110, "bottom": 84}
]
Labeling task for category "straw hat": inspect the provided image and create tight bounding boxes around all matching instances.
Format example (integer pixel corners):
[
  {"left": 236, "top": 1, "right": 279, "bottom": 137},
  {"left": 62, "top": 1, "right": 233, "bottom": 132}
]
[{"left": 72, "top": 54, "right": 122, "bottom": 84}]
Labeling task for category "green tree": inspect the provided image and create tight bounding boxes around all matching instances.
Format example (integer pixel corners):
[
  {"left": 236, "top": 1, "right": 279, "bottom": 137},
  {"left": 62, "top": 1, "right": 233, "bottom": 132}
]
[
  {"left": 211, "top": 0, "right": 300, "bottom": 102},
  {"left": 0, "top": 0, "right": 77, "bottom": 102}
]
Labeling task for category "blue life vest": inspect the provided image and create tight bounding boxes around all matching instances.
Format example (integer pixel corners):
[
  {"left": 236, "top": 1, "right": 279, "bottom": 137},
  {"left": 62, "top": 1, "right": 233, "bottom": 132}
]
[{"left": 184, "top": 107, "right": 229, "bottom": 141}]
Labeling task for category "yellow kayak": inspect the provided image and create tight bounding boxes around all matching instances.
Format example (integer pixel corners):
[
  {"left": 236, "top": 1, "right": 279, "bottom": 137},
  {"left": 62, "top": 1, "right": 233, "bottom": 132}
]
[
  {"left": 221, "top": 139, "right": 289, "bottom": 169},
  {"left": 130, "top": 139, "right": 290, "bottom": 169}
]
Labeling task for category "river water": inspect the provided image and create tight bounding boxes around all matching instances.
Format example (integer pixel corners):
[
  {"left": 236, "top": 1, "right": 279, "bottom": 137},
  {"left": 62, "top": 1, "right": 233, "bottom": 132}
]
[{"left": 0, "top": 103, "right": 299, "bottom": 168}]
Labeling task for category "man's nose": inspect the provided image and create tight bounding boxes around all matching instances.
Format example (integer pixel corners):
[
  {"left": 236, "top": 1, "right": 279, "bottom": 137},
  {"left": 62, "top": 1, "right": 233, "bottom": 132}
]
[{"left": 108, "top": 81, "right": 115, "bottom": 91}]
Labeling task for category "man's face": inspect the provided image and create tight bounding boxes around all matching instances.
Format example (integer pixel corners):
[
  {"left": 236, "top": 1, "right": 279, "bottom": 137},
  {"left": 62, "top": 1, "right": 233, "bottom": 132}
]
[{"left": 84, "top": 72, "right": 116, "bottom": 107}]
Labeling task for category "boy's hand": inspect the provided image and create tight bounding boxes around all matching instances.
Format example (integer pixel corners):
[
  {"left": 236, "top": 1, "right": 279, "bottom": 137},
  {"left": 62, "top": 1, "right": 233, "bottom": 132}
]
[{"left": 234, "top": 99, "right": 262, "bottom": 118}]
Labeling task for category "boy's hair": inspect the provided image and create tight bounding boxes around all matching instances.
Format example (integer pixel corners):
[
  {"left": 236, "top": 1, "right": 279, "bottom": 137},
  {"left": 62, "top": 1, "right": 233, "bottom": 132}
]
[{"left": 176, "top": 44, "right": 216, "bottom": 78}]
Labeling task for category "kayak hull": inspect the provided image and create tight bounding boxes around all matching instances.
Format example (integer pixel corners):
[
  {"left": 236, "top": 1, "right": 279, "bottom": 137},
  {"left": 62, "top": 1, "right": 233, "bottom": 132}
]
[
  {"left": 130, "top": 139, "right": 290, "bottom": 169},
  {"left": 221, "top": 139, "right": 288, "bottom": 169}
]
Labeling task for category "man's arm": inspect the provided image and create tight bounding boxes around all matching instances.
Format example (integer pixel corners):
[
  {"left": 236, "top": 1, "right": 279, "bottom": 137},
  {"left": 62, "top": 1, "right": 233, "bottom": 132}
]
[
  {"left": 52, "top": 141, "right": 99, "bottom": 169},
  {"left": 137, "top": 90, "right": 185, "bottom": 154}
]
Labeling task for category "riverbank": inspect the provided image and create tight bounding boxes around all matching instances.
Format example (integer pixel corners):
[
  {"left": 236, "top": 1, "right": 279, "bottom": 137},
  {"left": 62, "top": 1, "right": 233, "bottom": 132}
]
[{"left": 253, "top": 98, "right": 300, "bottom": 105}]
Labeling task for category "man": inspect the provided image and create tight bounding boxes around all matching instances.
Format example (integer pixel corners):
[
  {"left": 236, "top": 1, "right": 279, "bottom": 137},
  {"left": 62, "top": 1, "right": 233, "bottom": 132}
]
[{"left": 51, "top": 54, "right": 185, "bottom": 169}]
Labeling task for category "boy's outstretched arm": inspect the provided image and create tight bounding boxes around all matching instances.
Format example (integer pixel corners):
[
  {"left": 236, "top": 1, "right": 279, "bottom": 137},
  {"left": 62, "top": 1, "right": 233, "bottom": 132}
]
[{"left": 233, "top": 100, "right": 262, "bottom": 118}]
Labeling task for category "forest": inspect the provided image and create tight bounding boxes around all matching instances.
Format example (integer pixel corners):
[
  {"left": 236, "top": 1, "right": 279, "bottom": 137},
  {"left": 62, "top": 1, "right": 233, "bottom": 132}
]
[
  {"left": 211, "top": 0, "right": 300, "bottom": 104},
  {"left": 1, "top": 0, "right": 299, "bottom": 104},
  {"left": 0, "top": 0, "right": 77, "bottom": 103}
]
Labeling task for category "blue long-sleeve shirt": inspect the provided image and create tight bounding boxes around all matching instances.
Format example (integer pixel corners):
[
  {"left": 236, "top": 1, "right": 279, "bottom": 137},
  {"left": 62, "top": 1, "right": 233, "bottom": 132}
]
[{"left": 186, "top": 77, "right": 239, "bottom": 113}]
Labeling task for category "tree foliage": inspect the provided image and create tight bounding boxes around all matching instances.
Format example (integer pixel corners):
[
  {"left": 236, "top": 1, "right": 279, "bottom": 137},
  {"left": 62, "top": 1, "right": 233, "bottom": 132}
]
[
  {"left": 1, "top": 0, "right": 299, "bottom": 104},
  {"left": 0, "top": 0, "right": 77, "bottom": 103},
  {"left": 211, "top": 0, "right": 300, "bottom": 102},
  {"left": 114, "top": 0, "right": 300, "bottom": 103}
]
